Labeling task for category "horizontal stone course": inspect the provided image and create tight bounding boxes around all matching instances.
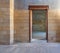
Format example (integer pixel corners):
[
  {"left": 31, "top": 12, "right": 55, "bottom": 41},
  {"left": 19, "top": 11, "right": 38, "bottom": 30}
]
[
  {"left": 14, "top": 9, "right": 60, "bottom": 42},
  {"left": 0, "top": 0, "right": 10, "bottom": 44}
]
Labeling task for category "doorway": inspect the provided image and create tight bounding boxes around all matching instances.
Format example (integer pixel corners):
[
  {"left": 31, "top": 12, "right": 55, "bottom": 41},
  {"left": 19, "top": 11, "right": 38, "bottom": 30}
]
[{"left": 29, "top": 5, "right": 49, "bottom": 42}]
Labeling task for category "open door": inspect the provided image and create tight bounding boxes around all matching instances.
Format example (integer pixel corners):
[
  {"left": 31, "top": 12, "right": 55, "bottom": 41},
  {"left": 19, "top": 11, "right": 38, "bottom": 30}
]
[{"left": 29, "top": 5, "right": 49, "bottom": 42}]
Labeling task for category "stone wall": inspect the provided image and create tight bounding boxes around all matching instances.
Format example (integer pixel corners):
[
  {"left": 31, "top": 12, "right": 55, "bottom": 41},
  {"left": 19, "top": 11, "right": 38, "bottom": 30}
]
[
  {"left": 14, "top": 0, "right": 60, "bottom": 42},
  {"left": 48, "top": 10, "right": 60, "bottom": 42},
  {"left": 14, "top": 9, "right": 60, "bottom": 42},
  {"left": 0, "top": 0, "right": 60, "bottom": 44},
  {"left": 0, "top": 0, "right": 10, "bottom": 44},
  {"left": 14, "top": 10, "right": 29, "bottom": 42}
]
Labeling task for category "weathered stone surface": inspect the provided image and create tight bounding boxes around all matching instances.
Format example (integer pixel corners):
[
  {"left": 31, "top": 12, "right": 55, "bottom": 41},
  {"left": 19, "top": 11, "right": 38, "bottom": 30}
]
[
  {"left": 14, "top": 10, "right": 29, "bottom": 42},
  {"left": 0, "top": 0, "right": 10, "bottom": 44},
  {"left": 14, "top": 9, "right": 60, "bottom": 43}
]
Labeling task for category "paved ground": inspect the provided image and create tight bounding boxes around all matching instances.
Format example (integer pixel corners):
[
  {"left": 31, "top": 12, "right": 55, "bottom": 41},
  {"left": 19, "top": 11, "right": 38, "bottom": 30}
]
[
  {"left": 32, "top": 32, "right": 46, "bottom": 40},
  {"left": 31, "top": 39, "right": 47, "bottom": 43},
  {"left": 0, "top": 43, "right": 60, "bottom": 53}
]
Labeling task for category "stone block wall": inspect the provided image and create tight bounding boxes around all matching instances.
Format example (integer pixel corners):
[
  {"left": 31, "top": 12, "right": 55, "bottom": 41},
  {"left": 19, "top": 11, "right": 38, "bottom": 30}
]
[
  {"left": 14, "top": 0, "right": 60, "bottom": 43},
  {"left": 48, "top": 10, "right": 60, "bottom": 42},
  {"left": 14, "top": 9, "right": 60, "bottom": 43},
  {"left": 0, "top": 0, "right": 10, "bottom": 44},
  {"left": 0, "top": 0, "right": 60, "bottom": 44},
  {"left": 14, "top": 10, "right": 29, "bottom": 42}
]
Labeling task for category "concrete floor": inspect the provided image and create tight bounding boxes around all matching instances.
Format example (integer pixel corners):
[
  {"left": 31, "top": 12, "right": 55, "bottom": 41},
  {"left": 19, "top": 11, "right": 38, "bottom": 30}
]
[{"left": 0, "top": 43, "right": 60, "bottom": 53}]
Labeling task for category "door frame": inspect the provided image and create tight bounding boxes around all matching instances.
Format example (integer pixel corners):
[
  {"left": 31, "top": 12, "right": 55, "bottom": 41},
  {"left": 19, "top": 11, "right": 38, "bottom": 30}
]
[{"left": 29, "top": 5, "right": 49, "bottom": 42}]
